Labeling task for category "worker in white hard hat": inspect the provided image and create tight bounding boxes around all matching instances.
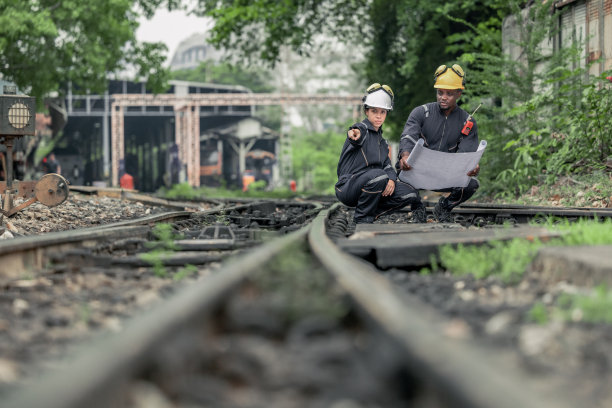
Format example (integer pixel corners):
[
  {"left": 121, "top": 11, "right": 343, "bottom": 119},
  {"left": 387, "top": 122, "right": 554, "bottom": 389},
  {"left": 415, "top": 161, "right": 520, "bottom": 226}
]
[
  {"left": 398, "top": 63, "right": 481, "bottom": 222},
  {"left": 335, "top": 83, "right": 424, "bottom": 224}
]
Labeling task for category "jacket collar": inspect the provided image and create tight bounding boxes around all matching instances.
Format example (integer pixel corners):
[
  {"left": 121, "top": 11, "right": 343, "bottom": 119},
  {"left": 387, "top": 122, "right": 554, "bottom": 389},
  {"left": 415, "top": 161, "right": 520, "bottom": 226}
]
[
  {"left": 362, "top": 118, "right": 383, "bottom": 134},
  {"left": 436, "top": 102, "right": 460, "bottom": 116}
]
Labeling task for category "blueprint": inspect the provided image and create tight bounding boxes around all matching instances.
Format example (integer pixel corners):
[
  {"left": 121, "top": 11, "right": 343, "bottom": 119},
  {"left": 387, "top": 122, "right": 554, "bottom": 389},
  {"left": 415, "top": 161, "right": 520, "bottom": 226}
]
[{"left": 398, "top": 139, "right": 487, "bottom": 190}]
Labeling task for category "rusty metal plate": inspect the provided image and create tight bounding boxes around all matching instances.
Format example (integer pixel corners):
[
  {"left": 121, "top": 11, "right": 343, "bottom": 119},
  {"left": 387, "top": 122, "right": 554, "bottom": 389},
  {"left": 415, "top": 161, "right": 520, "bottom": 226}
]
[
  {"left": 0, "top": 180, "right": 37, "bottom": 199},
  {"left": 35, "top": 173, "right": 69, "bottom": 207}
]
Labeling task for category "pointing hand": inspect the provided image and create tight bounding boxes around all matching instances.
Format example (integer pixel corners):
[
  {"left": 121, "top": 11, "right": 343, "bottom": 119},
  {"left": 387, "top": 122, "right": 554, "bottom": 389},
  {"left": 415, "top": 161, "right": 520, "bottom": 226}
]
[{"left": 347, "top": 128, "right": 361, "bottom": 141}]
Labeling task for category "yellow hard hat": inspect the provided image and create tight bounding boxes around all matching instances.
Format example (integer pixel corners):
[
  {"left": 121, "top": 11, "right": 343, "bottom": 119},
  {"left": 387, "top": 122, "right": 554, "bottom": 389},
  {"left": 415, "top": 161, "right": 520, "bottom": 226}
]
[{"left": 433, "top": 64, "right": 465, "bottom": 90}]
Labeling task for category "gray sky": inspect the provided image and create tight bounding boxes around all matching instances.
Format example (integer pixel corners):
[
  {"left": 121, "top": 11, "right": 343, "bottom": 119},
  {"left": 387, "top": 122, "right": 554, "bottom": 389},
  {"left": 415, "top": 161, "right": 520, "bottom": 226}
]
[{"left": 136, "top": 9, "right": 212, "bottom": 64}]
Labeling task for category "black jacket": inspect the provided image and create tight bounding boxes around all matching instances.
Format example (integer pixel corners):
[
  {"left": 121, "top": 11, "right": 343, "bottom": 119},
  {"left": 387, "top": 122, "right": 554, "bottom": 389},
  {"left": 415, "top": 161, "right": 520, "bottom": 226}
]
[
  {"left": 336, "top": 118, "right": 396, "bottom": 182},
  {"left": 398, "top": 102, "right": 478, "bottom": 156}
]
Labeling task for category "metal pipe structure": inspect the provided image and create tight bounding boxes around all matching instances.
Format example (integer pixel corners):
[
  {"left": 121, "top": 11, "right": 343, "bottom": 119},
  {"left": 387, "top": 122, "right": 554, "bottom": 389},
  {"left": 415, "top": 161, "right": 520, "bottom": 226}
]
[{"left": 110, "top": 93, "right": 362, "bottom": 187}]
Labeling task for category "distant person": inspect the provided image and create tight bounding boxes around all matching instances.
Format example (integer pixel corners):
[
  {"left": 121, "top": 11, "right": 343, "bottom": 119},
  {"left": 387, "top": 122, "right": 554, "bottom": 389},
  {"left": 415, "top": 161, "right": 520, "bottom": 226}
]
[
  {"left": 335, "top": 83, "right": 425, "bottom": 224},
  {"left": 43, "top": 152, "right": 61, "bottom": 174},
  {"left": 398, "top": 64, "right": 480, "bottom": 222}
]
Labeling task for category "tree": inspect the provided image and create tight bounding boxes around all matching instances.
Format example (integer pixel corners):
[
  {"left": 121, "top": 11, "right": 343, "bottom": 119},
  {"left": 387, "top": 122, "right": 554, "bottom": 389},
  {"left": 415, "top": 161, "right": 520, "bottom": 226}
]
[
  {"left": 171, "top": 61, "right": 274, "bottom": 93},
  {"left": 0, "top": 0, "right": 178, "bottom": 99},
  {"left": 291, "top": 128, "right": 346, "bottom": 193},
  {"left": 189, "top": 0, "right": 510, "bottom": 137}
]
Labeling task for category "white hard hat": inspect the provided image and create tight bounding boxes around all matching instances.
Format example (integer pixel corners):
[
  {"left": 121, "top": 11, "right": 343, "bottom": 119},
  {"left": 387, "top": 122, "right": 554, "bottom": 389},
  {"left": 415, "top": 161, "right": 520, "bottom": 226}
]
[{"left": 363, "top": 88, "right": 393, "bottom": 110}]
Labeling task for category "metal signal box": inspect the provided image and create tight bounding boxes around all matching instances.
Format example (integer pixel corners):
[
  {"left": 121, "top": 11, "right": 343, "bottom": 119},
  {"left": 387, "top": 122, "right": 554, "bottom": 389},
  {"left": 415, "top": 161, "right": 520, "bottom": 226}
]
[{"left": 0, "top": 86, "right": 36, "bottom": 136}]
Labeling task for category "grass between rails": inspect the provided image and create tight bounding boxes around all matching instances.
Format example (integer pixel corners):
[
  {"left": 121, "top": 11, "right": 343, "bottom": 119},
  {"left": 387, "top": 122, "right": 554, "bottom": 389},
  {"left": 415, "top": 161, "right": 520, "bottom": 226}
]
[
  {"left": 529, "top": 285, "right": 612, "bottom": 325},
  {"left": 430, "top": 218, "right": 612, "bottom": 283},
  {"left": 428, "top": 218, "right": 612, "bottom": 323},
  {"left": 140, "top": 223, "right": 198, "bottom": 280},
  {"left": 159, "top": 182, "right": 298, "bottom": 200}
]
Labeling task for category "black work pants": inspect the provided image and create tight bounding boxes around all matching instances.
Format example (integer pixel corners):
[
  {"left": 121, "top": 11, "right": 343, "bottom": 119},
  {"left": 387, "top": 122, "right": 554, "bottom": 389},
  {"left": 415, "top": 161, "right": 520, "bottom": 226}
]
[
  {"left": 436, "top": 178, "right": 479, "bottom": 210},
  {"left": 335, "top": 169, "right": 420, "bottom": 223}
]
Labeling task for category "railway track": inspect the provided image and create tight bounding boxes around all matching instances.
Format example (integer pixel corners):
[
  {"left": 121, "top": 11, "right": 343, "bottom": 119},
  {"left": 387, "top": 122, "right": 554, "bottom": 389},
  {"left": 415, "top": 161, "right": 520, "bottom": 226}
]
[{"left": 3, "top": 196, "right": 608, "bottom": 407}]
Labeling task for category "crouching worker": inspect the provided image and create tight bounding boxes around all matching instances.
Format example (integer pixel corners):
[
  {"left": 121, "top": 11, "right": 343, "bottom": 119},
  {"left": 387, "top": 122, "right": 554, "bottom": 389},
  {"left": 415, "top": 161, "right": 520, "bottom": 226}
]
[
  {"left": 398, "top": 63, "right": 480, "bottom": 222},
  {"left": 335, "top": 83, "right": 425, "bottom": 224}
]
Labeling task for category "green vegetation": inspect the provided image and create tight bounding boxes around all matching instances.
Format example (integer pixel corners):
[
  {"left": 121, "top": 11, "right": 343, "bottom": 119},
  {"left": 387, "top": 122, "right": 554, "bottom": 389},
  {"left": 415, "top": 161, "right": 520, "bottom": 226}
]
[
  {"left": 160, "top": 182, "right": 298, "bottom": 200},
  {"left": 433, "top": 218, "right": 612, "bottom": 283},
  {"left": 527, "top": 302, "right": 549, "bottom": 325},
  {"left": 189, "top": 0, "right": 611, "bottom": 201},
  {"left": 140, "top": 223, "right": 187, "bottom": 278},
  {"left": 0, "top": 0, "right": 172, "bottom": 99},
  {"left": 189, "top": 0, "right": 510, "bottom": 137},
  {"left": 7, "top": 1, "right": 609, "bottom": 201},
  {"left": 506, "top": 172, "right": 612, "bottom": 208},
  {"left": 158, "top": 126, "right": 347, "bottom": 197},
  {"left": 437, "top": 236, "right": 540, "bottom": 283},
  {"left": 430, "top": 218, "right": 612, "bottom": 324},
  {"left": 173, "top": 264, "right": 199, "bottom": 281},
  {"left": 171, "top": 61, "right": 274, "bottom": 93},
  {"left": 79, "top": 303, "right": 92, "bottom": 325},
  {"left": 529, "top": 285, "right": 612, "bottom": 325},
  {"left": 291, "top": 128, "right": 347, "bottom": 194},
  {"left": 554, "top": 285, "right": 612, "bottom": 324}
]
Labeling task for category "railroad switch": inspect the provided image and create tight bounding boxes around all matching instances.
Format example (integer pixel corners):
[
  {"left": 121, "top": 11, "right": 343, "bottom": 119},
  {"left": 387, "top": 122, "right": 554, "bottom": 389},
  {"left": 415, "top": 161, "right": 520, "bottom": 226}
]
[{"left": 0, "top": 86, "right": 69, "bottom": 220}]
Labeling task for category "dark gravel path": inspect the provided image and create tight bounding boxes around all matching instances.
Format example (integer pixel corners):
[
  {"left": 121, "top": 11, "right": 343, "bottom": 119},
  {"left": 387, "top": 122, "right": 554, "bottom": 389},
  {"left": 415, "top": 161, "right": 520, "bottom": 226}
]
[{"left": 2, "top": 193, "right": 170, "bottom": 237}]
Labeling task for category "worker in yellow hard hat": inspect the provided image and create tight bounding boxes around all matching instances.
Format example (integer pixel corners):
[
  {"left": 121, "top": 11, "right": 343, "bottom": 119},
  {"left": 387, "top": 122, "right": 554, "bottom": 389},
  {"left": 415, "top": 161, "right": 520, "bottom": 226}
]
[{"left": 397, "top": 63, "right": 481, "bottom": 223}]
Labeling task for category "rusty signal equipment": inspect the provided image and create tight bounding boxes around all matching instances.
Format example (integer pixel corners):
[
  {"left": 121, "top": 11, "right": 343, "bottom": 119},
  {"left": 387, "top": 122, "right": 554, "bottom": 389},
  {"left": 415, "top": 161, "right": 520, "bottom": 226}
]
[{"left": 0, "top": 86, "right": 69, "bottom": 218}]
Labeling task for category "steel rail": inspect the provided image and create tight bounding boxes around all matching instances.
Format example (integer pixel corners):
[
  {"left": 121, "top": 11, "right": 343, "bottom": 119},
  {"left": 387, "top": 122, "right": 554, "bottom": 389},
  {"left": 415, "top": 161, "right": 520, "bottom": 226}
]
[
  {"left": 122, "top": 191, "right": 224, "bottom": 210},
  {"left": 433, "top": 201, "right": 612, "bottom": 220},
  {"left": 3, "top": 222, "right": 312, "bottom": 408},
  {"left": 0, "top": 211, "right": 191, "bottom": 277},
  {"left": 0, "top": 199, "right": 320, "bottom": 277},
  {"left": 455, "top": 201, "right": 612, "bottom": 211},
  {"left": 309, "top": 203, "right": 578, "bottom": 408}
]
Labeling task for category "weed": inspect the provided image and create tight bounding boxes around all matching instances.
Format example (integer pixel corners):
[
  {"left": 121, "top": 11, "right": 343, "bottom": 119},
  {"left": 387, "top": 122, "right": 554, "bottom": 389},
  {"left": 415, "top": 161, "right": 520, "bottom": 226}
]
[
  {"left": 527, "top": 302, "right": 549, "bottom": 324},
  {"left": 439, "top": 238, "right": 541, "bottom": 283},
  {"left": 140, "top": 223, "right": 184, "bottom": 277},
  {"left": 437, "top": 218, "right": 612, "bottom": 283},
  {"left": 554, "top": 285, "right": 612, "bottom": 324},
  {"left": 551, "top": 218, "right": 612, "bottom": 245},
  {"left": 173, "top": 264, "right": 198, "bottom": 281},
  {"left": 145, "top": 223, "right": 182, "bottom": 251},
  {"left": 79, "top": 303, "right": 91, "bottom": 325}
]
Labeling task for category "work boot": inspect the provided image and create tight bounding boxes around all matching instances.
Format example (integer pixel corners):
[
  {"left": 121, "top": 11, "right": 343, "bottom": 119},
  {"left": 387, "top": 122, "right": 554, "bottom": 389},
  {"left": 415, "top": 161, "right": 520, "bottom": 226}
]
[
  {"left": 411, "top": 204, "right": 427, "bottom": 223},
  {"left": 433, "top": 197, "right": 453, "bottom": 223},
  {"left": 354, "top": 216, "right": 374, "bottom": 224}
]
